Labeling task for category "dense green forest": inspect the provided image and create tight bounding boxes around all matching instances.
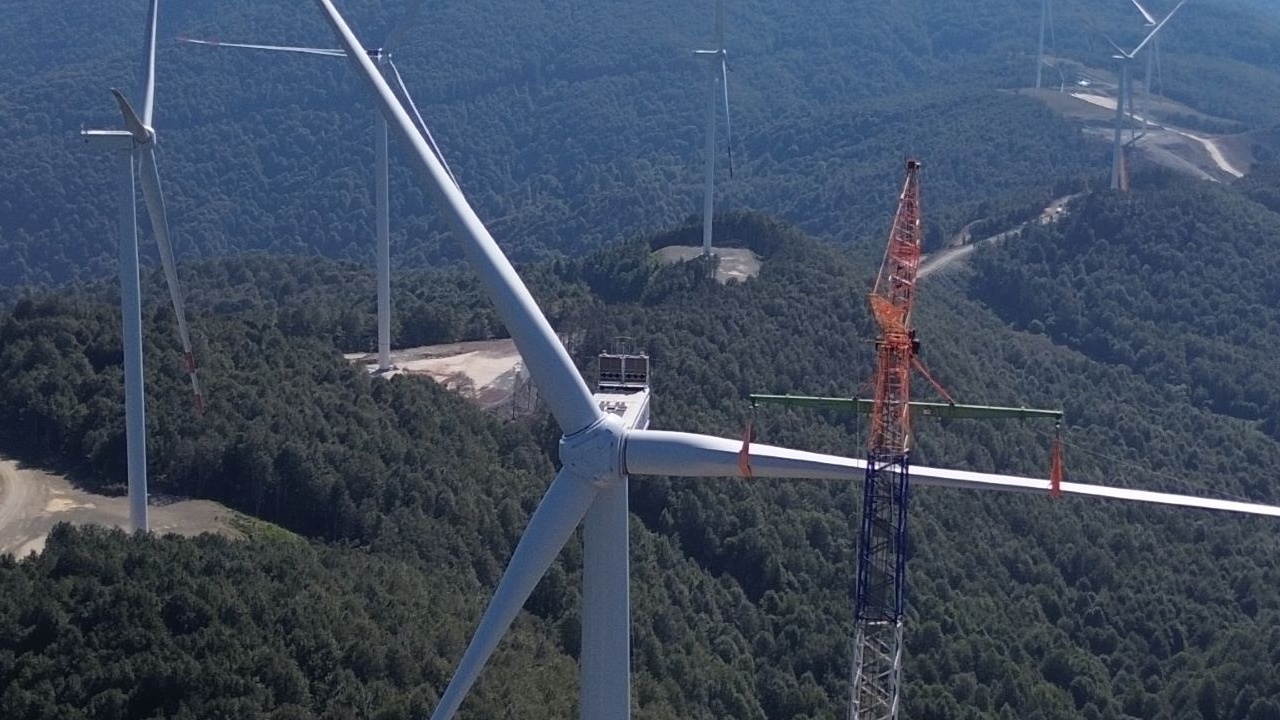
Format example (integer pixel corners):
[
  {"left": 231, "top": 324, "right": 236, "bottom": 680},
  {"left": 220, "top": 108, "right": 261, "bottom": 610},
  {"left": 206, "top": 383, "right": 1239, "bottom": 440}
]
[
  {"left": 5, "top": 0, "right": 1280, "bottom": 717},
  {"left": 3, "top": 200, "right": 1280, "bottom": 717},
  {"left": 3, "top": 0, "right": 1280, "bottom": 285}
]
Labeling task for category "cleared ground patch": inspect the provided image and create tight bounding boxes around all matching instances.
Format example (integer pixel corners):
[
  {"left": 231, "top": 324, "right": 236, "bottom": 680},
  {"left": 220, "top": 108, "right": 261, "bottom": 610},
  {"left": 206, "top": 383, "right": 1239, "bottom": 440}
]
[
  {"left": 652, "top": 246, "right": 762, "bottom": 283},
  {"left": 0, "top": 456, "right": 242, "bottom": 558},
  {"left": 346, "top": 338, "right": 533, "bottom": 411}
]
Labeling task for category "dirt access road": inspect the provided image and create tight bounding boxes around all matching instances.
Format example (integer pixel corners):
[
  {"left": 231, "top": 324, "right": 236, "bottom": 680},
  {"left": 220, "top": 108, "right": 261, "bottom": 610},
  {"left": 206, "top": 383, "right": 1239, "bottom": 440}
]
[
  {"left": 1069, "top": 93, "right": 1246, "bottom": 179},
  {"left": 918, "top": 193, "right": 1082, "bottom": 279},
  {"left": 0, "top": 456, "right": 239, "bottom": 558}
]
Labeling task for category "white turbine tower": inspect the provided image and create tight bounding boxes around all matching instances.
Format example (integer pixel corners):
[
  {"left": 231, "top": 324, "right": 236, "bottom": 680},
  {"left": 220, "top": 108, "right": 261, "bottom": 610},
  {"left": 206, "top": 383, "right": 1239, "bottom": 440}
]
[
  {"left": 1036, "top": 0, "right": 1050, "bottom": 88},
  {"left": 180, "top": 0, "right": 456, "bottom": 373},
  {"left": 311, "top": 1, "right": 1280, "bottom": 718},
  {"left": 80, "top": 0, "right": 204, "bottom": 533},
  {"left": 1106, "top": 0, "right": 1186, "bottom": 191},
  {"left": 693, "top": 0, "right": 734, "bottom": 257}
]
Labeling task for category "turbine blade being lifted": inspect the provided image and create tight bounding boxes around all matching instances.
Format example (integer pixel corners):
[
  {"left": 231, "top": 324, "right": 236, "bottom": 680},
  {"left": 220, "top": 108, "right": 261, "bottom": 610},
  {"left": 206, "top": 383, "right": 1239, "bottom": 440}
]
[
  {"left": 387, "top": 59, "right": 459, "bottom": 188},
  {"left": 625, "top": 429, "right": 864, "bottom": 480},
  {"left": 431, "top": 468, "right": 602, "bottom": 720},
  {"left": 383, "top": 0, "right": 424, "bottom": 52},
  {"left": 625, "top": 430, "right": 1280, "bottom": 518},
  {"left": 720, "top": 59, "right": 733, "bottom": 178},
  {"left": 140, "top": 0, "right": 160, "bottom": 128},
  {"left": 178, "top": 37, "right": 347, "bottom": 57},
  {"left": 137, "top": 147, "right": 204, "bottom": 411},
  {"left": 313, "top": 0, "right": 601, "bottom": 435},
  {"left": 908, "top": 464, "right": 1280, "bottom": 518}
]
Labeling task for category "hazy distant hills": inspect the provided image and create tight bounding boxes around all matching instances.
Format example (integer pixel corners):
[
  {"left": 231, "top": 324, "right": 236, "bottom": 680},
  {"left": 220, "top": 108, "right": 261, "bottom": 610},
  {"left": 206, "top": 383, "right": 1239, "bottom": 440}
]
[{"left": 3, "top": 0, "right": 1280, "bottom": 287}]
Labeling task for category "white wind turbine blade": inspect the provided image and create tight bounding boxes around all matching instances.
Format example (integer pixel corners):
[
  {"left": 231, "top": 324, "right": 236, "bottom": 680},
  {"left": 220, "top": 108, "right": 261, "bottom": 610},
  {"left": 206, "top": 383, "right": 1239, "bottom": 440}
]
[
  {"left": 178, "top": 37, "right": 346, "bottom": 57},
  {"left": 1132, "top": 0, "right": 1186, "bottom": 57},
  {"left": 111, "top": 89, "right": 152, "bottom": 143},
  {"left": 720, "top": 59, "right": 733, "bottom": 178},
  {"left": 137, "top": 147, "right": 204, "bottom": 411},
  {"left": 625, "top": 430, "right": 863, "bottom": 479},
  {"left": 387, "top": 59, "right": 459, "bottom": 188},
  {"left": 112, "top": 88, "right": 204, "bottom": 411},
  {"left": 312, "top": 0, "right": 600, "bottom": 435},
  {"left": 140, "top": 0, "right": 159, "bottom": 127},
  {"left": 1100, "top": 31, "right": 1128, "bottom": 59},
  {"left": 1129, "top": 0, "right": 1157, "bottom": 25},
  {"left": 431, "top": 468, "right": 602, "bottom": 720},
  {"left": 626, "top": 430, "right": 1280, "bottom": 517},
  {"left": 1080, "top": 11, "right": 1127, "bottom": 58},
  {"left": 909, "top": 464, "right": 1280, "bottom": 518}
]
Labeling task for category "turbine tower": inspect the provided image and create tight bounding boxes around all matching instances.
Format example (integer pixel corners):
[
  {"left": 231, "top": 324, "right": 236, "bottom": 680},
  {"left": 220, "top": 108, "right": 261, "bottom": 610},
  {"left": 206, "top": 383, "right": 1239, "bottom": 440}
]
[
  {"left": 180, "top": 0, "right": 456, "bottom": 372},
  {"left": 1106, "top": 0, "right": 1186, "bottom": 191},
  {"left": 80, "top": 0, "right": 203, "bottom": 533},
  {"left": 312, "top": 2, "right": 1280, "bottom": 718},
  {"left": 693, "top": 0, "right": 734, "bottom": 257},
  {"left": 1036, "top": 0, "right": 1050, "bottom": 88}
]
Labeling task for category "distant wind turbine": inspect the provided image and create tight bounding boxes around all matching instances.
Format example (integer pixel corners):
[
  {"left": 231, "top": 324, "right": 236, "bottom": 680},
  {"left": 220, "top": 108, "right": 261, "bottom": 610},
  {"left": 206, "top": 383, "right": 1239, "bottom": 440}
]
[
  {"left": 1102, "top": 0, "right": 1186, "bottom": 191},
  {"left": 1037, "top": 0, "right": 1049, "bottom": 88},
  {"left": 180, "top": 0, "right": 457, "bottom": 373},
  {"left": 693, "top": 0, "right": 734, "bottom": 257},
  {"left": 81, "top": 0, "right": 204, "bottom": 532}
]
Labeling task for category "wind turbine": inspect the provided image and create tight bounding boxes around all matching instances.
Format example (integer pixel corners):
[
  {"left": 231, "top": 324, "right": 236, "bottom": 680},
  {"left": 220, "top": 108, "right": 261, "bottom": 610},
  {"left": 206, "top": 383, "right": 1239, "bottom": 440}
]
[
  {"left": 80, "top": 0, "right": 203, "bottom": 533},
  {"left": 180, "top": 0, "right": 457, "bottom": 373},
  {"left": 1105, "top": 0, "right": 1186, "bottom": 191},
  {"left": 311, "top": 1, "right": 1280, "bottom": 718},
  {"left": 693, "top": 0, "right": 734, "bottom": 257}
]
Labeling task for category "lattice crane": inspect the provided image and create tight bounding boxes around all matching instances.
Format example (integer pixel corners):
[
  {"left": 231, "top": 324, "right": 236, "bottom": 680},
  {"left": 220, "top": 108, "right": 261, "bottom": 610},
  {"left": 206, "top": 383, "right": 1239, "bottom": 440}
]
[
  {"left": 849, "top": 158, "right": 925, "bottom": 720},
  {"left": 751, "top": 159, "right": 1064, "bottom": 720}
]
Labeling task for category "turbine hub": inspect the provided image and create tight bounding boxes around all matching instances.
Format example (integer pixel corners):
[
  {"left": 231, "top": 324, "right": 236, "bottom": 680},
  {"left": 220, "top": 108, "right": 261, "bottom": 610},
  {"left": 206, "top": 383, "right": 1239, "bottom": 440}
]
[{"left": 559, "top": 413, "right": 626, "bottom": 488}]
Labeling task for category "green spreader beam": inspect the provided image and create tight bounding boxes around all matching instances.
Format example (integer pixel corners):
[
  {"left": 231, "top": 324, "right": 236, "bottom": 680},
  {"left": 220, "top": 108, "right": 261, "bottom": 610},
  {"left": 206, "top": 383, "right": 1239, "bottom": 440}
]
[{"left": 749, "top": 394, "right": 1063, "bottom": 422}]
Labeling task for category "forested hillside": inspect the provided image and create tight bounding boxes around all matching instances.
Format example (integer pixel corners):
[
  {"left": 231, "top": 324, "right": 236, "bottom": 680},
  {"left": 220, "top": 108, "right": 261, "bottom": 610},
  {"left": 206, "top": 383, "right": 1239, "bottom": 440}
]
[
  {"left": 5, "top": 0, "right": 1280, "bottom": 717},
  {"left": 3, "top": 206, "right": 1280, "bottom": 718},
  {"left": 3, "top": 0, "right": 1280, "bottom": 285}
]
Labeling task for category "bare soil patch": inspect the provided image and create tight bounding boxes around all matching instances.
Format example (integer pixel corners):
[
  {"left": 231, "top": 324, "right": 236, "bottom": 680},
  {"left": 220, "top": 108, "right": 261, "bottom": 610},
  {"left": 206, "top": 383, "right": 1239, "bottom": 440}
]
[
  {"left": 347, "top": 339, "right": 532, "bottom": 411},
  {"left": 653, "top": 246, "right": 762, "bottom": 283},
  {"left": 0, "top": 456, "right": 241, "bottom": 558}
]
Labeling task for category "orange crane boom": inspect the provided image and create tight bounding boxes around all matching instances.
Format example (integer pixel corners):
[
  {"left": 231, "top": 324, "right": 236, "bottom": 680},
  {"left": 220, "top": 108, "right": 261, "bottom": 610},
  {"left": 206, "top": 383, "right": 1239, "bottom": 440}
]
[{"left": 851, "top": 159, "right": 923, "bottom": 720}]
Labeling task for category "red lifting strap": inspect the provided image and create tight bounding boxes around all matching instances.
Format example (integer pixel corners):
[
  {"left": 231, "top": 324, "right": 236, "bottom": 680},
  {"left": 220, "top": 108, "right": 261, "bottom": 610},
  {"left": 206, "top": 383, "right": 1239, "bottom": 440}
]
[{"left": 738, "top": 418, "right": 754, "bottom": 478}]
